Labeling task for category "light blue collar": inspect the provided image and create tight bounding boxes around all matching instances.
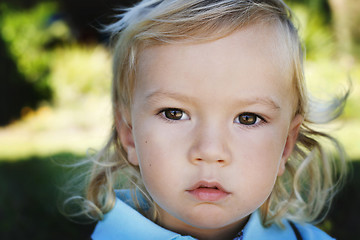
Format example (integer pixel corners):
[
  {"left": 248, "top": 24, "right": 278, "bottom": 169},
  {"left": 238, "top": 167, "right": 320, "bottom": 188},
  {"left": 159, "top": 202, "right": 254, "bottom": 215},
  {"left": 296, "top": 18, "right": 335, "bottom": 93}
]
[
  {"left": 92, "top": 197, "right": 192, "bottom": 239},
  {"left": 92, "top": 190, "right": 332, "bottom": 240}
]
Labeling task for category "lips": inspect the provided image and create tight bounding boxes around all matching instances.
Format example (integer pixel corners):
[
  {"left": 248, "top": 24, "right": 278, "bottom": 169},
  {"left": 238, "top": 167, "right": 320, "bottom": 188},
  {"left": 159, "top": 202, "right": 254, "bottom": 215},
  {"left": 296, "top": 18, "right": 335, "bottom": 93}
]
[{"left": 186, "top": 181, "right": 230, "bottom": 202}]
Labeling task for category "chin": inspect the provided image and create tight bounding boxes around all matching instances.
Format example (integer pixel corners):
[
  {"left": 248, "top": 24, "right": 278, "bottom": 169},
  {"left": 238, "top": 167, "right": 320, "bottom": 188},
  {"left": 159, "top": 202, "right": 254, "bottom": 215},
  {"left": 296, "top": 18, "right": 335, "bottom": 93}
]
[
  {"left": 190, "top": 220, "right": 232, "bottom": 230},
  {"left": 181, "top": 209, "right": 239, "bottom": 230}
]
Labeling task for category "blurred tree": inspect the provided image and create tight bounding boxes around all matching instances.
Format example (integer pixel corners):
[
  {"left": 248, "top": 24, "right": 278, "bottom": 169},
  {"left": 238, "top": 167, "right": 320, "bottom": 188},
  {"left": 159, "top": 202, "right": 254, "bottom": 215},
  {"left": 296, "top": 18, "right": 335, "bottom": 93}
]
[
  {"left": 59, "top": 0, "right": 138, "bottom": 43},
  {"left": 0, "top": 35, "right": 42, "bottom": 125},
  {"left": 0, "top": 2, "right": 59, "bottom": 125},
  {"left": 288, "top": 0, "right": 360, "bottom": 60},
  {"left": 289, "top": 0, "right": 332, "bottom": 21},
  {"left": 328, "top": 0, "right": 360, "bottom": 58},
  {"left": 0, "top": 0, "right": 137, "bottom": 126},
  {"left": 285, "top": 0, "right": 335, "bottom": 60}
]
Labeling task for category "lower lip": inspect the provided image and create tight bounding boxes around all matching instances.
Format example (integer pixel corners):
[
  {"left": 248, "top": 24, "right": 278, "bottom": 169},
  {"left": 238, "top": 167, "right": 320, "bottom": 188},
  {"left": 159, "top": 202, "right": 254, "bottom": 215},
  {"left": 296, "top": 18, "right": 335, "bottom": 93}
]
[{"left": 187, "top": 188, "right": 229, "bottom": 202}]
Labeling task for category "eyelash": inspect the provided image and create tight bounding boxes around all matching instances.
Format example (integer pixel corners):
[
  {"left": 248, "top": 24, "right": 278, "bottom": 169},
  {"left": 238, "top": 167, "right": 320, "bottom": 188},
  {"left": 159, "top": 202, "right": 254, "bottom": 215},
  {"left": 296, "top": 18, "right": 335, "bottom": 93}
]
[
  {"left": 158, "top": 109, "right": 267, "bottom": 127},
  {"left": 234, "top": 112, "right": 267, "bottom": 128},
  {"left": 158, "top": 108, "right": 190, "bottom": 122}
]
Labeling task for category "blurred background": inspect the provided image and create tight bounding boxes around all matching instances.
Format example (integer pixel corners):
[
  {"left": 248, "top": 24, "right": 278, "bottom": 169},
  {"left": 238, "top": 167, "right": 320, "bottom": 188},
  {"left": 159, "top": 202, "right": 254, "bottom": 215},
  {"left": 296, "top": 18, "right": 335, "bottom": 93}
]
[{"left": 0, "top": 0, "right": 359, "bottom": 239}]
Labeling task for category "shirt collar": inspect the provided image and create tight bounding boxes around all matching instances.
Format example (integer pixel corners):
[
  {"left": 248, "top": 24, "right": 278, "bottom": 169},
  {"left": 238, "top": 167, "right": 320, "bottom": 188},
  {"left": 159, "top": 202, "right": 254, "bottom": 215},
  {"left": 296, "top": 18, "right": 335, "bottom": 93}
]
[{"left": 92, "top": 191, "right": 297, "bottom": 240}]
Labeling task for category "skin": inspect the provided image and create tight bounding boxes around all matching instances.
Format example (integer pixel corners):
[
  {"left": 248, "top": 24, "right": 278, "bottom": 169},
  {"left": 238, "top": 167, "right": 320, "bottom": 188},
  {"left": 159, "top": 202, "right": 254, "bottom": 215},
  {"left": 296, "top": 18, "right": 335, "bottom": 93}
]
[{"left": 118, "top": 23, "right": 303, "bottom": 240}]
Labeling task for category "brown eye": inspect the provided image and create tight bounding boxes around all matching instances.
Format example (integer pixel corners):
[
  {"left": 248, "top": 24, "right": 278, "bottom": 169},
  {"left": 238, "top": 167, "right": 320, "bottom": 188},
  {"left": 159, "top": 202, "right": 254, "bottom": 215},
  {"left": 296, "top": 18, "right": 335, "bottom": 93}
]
[
  {"left": 163, "top": 109, "right": 185, "bottom": 120},
  {"left": 236, "top": 113, "right": 259, "bottom": 125}
]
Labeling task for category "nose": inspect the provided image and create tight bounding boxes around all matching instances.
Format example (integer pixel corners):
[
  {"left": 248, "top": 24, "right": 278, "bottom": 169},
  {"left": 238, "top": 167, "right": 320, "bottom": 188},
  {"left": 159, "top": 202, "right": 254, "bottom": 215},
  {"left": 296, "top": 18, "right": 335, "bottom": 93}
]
[{"left": 188, "top": 122, "right": 231, "bottom": 166}]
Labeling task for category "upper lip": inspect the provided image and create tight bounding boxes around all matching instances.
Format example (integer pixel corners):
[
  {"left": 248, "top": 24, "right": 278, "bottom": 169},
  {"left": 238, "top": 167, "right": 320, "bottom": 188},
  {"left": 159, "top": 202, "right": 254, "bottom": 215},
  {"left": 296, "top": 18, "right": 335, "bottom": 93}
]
[{"left": 187, "top": 181, "right": 230, "bottom": 193}]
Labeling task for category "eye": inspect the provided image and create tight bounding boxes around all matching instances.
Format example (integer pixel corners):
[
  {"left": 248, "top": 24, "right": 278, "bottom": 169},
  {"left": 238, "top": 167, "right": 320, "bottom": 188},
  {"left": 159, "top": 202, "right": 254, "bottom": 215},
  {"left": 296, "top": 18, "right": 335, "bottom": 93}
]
[
  {"left": 160, "top": 108, "right": 189, "bottom": 121},
  {"left": 235, "top": 113, "right": 263, "bottom": 126}
]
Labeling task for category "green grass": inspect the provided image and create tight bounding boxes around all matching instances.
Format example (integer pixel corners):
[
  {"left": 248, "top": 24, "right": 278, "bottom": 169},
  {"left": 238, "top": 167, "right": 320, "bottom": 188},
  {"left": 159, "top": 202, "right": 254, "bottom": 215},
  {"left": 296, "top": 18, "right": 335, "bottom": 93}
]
[
  {"left": 317, "top": 160, "right": 360, "bottom": 239},
  {"left": 0, "top": 153, "right": 95, "bottom": 240}
]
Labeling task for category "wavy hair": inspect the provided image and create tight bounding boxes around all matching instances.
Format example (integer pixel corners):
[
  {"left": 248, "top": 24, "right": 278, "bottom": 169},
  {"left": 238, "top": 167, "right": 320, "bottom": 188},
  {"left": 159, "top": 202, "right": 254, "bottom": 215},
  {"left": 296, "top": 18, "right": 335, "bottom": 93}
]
[{"left": 63, "top": 0, "right": 348, "bottom": 227}]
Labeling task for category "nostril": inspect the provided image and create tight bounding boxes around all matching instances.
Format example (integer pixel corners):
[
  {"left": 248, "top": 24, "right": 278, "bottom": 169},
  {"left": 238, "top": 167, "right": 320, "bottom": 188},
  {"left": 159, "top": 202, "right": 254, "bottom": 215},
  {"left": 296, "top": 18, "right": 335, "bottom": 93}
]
[{"left": 190, "top": 157, "right": 229, "bottom": 166}]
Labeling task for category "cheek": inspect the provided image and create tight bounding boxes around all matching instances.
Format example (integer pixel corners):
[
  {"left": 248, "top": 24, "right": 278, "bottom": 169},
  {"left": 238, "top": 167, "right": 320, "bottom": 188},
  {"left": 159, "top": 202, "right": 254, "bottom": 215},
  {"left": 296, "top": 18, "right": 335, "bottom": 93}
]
[
  {"left": 133, "top": 119, "right": 190, "bottom": 168},
  {"left": 133, "top": 125, "right": 185, "bottom": 195},
  {"left": 233, "top": 128, "right": 287, "bottom": 193},
  {"left": 136, "top": 141, "right": 168, "bottom": 199},
  {"left": 236, "top": 129, "right": 285, "bottom": 167},
  {"left": 236, "top": 143, "right": 282, "bottom": 209}
]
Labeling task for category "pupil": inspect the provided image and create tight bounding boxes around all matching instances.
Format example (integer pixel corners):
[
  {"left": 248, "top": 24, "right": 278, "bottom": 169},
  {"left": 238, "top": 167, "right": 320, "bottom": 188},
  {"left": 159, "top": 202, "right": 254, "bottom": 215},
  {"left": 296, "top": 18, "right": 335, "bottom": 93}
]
[
  {"left": 240, "top": 114, "right": 255, "bottom": 125},
  {"left": 166, "top": 110, "right": 182, "bottom": 120}
]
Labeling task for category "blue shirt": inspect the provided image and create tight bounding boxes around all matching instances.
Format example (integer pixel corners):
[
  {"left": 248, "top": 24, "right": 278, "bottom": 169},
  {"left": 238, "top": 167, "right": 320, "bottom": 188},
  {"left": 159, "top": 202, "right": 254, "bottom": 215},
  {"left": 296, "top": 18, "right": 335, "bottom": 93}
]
[{"left": 92, "top": 191, "right": 334, "bottom": 240}]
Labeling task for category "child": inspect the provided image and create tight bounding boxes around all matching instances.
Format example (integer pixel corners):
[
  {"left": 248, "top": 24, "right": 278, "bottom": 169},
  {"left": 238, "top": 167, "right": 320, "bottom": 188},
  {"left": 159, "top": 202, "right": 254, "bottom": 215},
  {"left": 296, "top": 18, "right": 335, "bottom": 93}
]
[{"left": 66, "top": 0, "right": 348, "bottom": 239}]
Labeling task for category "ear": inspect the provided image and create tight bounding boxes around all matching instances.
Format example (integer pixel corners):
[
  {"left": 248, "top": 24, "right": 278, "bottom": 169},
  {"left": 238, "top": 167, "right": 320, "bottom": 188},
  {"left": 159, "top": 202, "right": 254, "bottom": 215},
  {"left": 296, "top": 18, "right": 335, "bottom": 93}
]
[
  {"left": 278, "top": 114, "right": 303, "bottom": 176},
  {"left": 115, "top": 111, "right": 139, "bottom": 166}
]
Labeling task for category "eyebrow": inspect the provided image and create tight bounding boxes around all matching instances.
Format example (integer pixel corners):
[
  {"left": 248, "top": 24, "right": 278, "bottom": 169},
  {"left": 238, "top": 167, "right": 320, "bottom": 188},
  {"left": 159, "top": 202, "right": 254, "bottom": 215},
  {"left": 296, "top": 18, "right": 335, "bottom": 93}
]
[
  {"left": 245, "top": 97, "right": 281, "bottom": 110},
  {"left": 145, "top": 91, "right": 193, "bottom": 104},
  {"left": 145, "top": 90, "right": 281, "bottom": 110}
]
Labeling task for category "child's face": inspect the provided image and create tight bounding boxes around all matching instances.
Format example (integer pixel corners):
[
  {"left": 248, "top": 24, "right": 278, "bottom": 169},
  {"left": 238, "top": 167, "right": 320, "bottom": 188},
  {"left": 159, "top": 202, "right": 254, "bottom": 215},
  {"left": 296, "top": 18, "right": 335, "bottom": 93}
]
[{"left": 120, "top": 23, "right": 302, "bottom": 238}]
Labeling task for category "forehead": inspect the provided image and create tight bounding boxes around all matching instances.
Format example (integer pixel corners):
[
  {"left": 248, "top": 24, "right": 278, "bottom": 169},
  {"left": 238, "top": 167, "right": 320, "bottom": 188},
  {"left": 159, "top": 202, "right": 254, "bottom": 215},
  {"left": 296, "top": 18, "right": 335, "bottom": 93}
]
[
  {"left": 138, "top": 22, "right": 292, "bottom": 75},
  {"left": 135, "top": 22, "right": 295, "bottom": 112}
]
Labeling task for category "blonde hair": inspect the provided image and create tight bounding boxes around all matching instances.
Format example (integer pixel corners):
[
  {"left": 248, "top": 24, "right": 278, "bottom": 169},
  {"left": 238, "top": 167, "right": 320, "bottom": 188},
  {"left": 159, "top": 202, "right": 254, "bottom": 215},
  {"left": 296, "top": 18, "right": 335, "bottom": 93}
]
[{"left": 64, "top": 0, "right": 348, "bottom": 227}]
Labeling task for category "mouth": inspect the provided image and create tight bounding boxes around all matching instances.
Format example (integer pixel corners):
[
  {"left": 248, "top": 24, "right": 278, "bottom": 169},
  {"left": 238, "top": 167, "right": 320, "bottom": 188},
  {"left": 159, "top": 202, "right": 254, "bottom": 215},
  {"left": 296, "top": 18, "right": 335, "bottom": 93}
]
[{"left": 186, "top": 181, "right": 230, "bottom": 202}]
